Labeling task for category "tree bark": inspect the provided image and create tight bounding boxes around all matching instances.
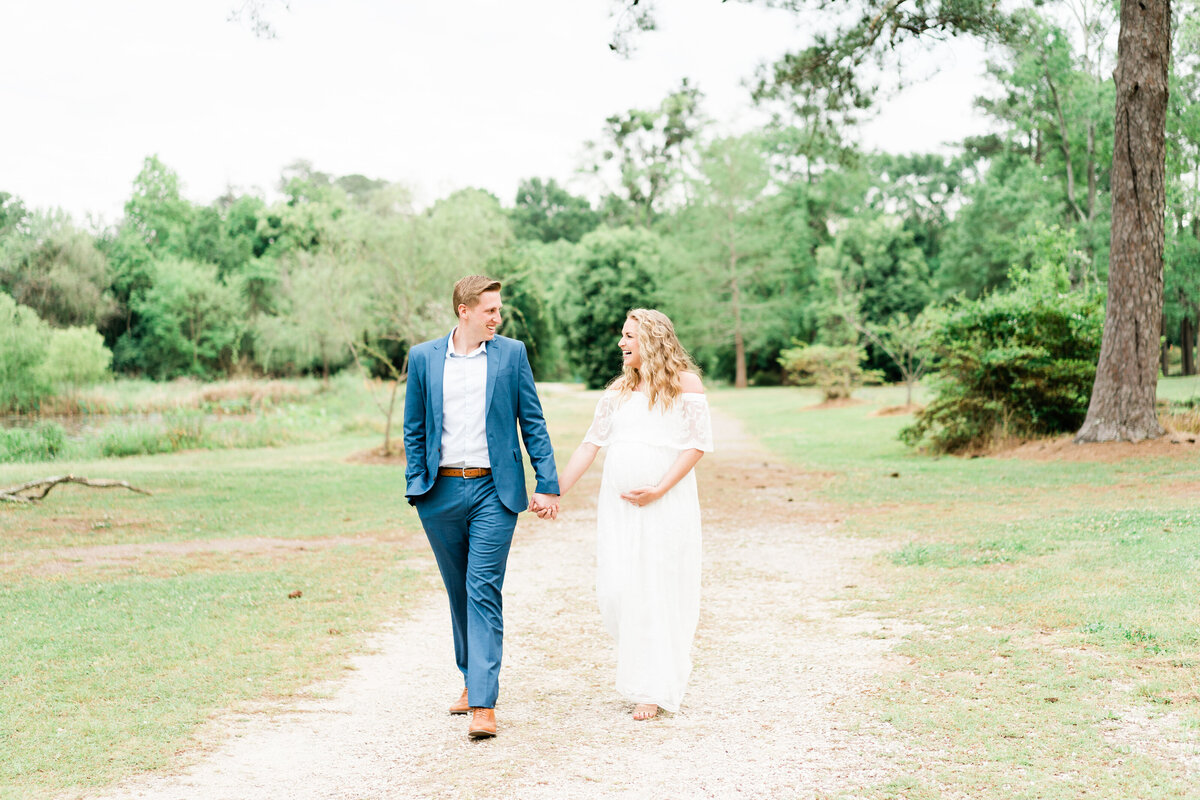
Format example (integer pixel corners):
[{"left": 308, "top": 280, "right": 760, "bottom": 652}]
[
  {"left": 1183, "top": 316, "right": 1196, "bottom": 376},
  {"left": 1075, "top": 0, "right": 1171, "bottom": 443},
  {"left": 1, "top": 475, "right": 150, "bottom": 503}
]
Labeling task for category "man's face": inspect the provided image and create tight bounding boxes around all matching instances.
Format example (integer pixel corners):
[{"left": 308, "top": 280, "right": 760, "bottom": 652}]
[{"left": 459, "top": 290, "right": 502, "bottom": 343}]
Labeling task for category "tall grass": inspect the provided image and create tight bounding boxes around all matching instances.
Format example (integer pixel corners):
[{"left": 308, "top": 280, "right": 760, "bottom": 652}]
[{"left": 1, "top": 375, "right": 376, "bottom": 463}]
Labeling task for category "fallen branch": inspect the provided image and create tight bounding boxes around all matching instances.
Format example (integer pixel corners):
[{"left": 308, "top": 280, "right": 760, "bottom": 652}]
[{"left": 1, "top": 475, "right": 151, "bottom": 504}]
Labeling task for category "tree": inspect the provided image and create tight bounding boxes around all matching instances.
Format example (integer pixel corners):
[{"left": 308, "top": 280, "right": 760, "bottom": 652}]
[
  {"left": 256, "top": 250, "right": 360, "bottom": 379},
  {"left": 0, "top": 192, "right": 27, "bottom": 235},
  {"left": 1164, "top": 0, "right": 1200, "bottom": 374},
  {"left": 562, "top": 227, "right": 663, "bottom": 388},
  {"left": 816, "top": 215, "right": 933, "bottom": 332},
  {"left": 360, "top": 187, "right": 511, "bottom": 452},
  {"left": 0, "top": 209, "right": 117, "bottom": 328},
  {"left": 674, "top": 134, "right": 779, "bottom": 387},
  {"left": 864, "top": 312, "right": 938, "bottom": 406},
  {"left": 615, "top": 0, "right": 1174, "bottom": 443},
  {"left": 124, "top": 155, "right": 194, "bottom": 256},
  {"left": 511, "top": 178, "right": 600, "bottom": 244},
  {"left": 1076, "top": 0, "right": 1171, "bottom": 442},
  {"left": 582, "top": 79, "right": 706, "bottom": 226},
  {"left": 131, "top": 259, "right": 244, "bottom": 378}
]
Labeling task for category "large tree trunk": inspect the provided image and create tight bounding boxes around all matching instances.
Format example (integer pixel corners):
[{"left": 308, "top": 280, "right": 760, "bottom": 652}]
[{"left": 1075, "top": 0, "right": 1171, "bottom": 443}]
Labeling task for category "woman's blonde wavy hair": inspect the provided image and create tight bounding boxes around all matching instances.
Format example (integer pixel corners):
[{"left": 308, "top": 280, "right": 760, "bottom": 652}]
[{"left": 611, "top": 308, "right": 700, "bottom": 410}]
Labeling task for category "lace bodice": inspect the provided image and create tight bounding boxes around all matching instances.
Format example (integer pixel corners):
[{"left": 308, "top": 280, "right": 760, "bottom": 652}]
[{"left": 583, "top": 390, "right": 714, "bottom": 453}]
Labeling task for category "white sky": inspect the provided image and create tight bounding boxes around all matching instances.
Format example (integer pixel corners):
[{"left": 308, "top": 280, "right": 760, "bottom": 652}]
[{"left": 1, "top": 0, "right": 993, "bottom": 225}]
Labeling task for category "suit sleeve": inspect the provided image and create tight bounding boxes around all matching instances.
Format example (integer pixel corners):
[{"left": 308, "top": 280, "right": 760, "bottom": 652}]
[
  {"left": 402, "top": 350, "right": 427, "bottom": 492},
  {"left": 515, "top": 343, "right": 560, "bottom": 494}
]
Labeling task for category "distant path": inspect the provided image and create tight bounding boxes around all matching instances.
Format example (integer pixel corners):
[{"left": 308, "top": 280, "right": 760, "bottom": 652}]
[{"left": 76, "top": 405, "right": 910, "bottom": 800}]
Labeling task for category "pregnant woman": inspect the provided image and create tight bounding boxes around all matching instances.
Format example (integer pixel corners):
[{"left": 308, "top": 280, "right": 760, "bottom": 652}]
[{"left": 555, "top": 308, "right": 713, "bottom": 721}]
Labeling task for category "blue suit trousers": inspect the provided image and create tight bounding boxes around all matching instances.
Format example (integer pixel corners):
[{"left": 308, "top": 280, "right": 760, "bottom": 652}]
[{"left": 415, "top": 474, "right": 518, "bottom": 709}]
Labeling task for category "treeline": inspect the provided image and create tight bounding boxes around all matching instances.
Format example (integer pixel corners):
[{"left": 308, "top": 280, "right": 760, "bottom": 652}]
[{"left": 2, "top": 5, "right": 1199, "bottom": 441}]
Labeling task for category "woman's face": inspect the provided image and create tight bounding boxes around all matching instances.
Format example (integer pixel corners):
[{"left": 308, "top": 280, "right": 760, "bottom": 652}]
[{"left": 619, "top": 317, "right": 642, "bottom": 369}]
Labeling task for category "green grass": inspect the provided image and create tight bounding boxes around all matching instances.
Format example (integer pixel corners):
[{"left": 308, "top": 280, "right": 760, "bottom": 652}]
[
  {"left": 712, "top": 383, "right": 1200, "bottom": 800},
  {"left": 0, "top": 379, "right": 600, "bottom": 798},
  {"left": 0, "top": 545, "right": 422, "bottom": 795},
  {"left": 5, "top": 377, "right": 1199, "bottom": 797},
  {"left": 0, "top": 376, "right": 431, "bottom": 797}
]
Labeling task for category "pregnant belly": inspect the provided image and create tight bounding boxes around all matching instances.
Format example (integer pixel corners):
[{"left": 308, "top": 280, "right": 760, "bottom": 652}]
[{"left": 603, "top": 442, "right": 677, "bottom": 494}]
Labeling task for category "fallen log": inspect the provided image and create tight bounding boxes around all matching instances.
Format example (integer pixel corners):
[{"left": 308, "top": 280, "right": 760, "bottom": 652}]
[{"left": 1, "top": 474, "right": 151, "bottom": 504}]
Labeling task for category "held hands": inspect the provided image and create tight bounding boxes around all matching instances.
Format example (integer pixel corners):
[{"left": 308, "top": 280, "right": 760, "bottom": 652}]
[
  {"left": 620, "top": 485, "right": 663, "bottom": 508},
  {"left": 529, "top": 492, "right": 560, "bottom": 520}
]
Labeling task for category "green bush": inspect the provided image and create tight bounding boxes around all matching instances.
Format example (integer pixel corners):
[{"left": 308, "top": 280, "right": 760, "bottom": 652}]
[
  {"left": 778, "top": 342, "right": 877, "bottom": 401},
  {"left": 0, "top": 422, "right": 67, "bottom": 463},
  {"left": 0, "top": 293, "right": 52, "bottom": 412},
  {"left": 900, "top": 263, "right": 1104, "bottom": 452}
]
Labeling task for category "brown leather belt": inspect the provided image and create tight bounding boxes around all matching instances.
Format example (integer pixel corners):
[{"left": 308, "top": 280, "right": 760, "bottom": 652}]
[{"left": 438, "top": 467, "right": 492, "bottom": 479}]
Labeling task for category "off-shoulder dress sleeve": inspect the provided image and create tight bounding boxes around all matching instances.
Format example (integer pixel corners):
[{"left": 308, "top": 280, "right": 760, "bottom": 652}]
[
  {"left": 583, "top": 391, "right": 620, "bottom": 447},
  {"left": 678, "top": 394, "right": 714, "bottom": 452}
]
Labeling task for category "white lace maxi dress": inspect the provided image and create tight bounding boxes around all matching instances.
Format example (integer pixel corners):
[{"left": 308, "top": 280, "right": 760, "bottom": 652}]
[{"left": 583, "top": 390, "right": 714, "bottom": 712}]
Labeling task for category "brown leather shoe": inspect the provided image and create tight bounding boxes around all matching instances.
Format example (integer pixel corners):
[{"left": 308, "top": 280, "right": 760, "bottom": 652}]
[
  {"left": 468, "top": 707, "right": 496, "bottom": 739},
  {"left": 449, "top": 687, "right": 469, "bottom": 715}
]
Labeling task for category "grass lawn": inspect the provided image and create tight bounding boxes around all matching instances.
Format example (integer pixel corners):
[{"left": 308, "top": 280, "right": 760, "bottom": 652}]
[
  {"left": 0, "top": 408, "right": 429, "bottom": 797},
  {"left": 712, "top": 379, "right": 1200, "bottom": 799},
  {"left": 4, "top": 375, "right": 1199, "bottom": 798},
  {"left": 0, "top": 379, "right": 597, "bottom": 798}
]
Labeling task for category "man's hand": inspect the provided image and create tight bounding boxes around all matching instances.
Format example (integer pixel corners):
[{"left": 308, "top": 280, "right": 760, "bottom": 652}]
[{"left": 529, "top": 492, "right": 560, "bottom": 520}]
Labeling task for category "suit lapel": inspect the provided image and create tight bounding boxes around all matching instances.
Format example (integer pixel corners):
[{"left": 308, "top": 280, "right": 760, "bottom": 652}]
[
  {"left": 484, "top": 338, "right": 501, "bottom": 414},
  {"left": 429, "top": 336, "right": 446, "bottom": 442}
]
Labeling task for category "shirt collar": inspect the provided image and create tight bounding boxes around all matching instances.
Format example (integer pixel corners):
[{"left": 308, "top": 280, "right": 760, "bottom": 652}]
[{"left": 445, "top": 327, "right": 488, "bottom": 359}]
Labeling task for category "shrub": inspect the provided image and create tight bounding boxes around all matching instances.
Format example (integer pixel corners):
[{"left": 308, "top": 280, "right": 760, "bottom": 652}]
[
  {"left": 36, "top": 326, "right": 113, "bottom": 402},
  {"left": 778, "top": 342, "right": 877, "bottom": 401},
  {"left": 0, "top": 422, "right": 67, "bottom": 463},
  {"left": 0, "top": 293, "right": 52, "bottom": 412},
  {"left": 900, "top": 266, "right": 1104, "bottom": 453}
]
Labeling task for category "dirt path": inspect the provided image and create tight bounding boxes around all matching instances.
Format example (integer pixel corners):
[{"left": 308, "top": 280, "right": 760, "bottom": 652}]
[{"left": 79, "top": 407, "right": 911, "bottom": 800}]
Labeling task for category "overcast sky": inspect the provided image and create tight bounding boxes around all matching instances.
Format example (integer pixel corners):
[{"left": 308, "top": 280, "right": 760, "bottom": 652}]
[{"left": 1, "top": 0, "right": 992, "bottom": 225}]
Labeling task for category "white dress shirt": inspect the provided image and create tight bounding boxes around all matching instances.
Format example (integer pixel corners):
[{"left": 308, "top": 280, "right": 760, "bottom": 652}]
[{"left": 439, "top": 328, "right": 490, "bottom": 468}]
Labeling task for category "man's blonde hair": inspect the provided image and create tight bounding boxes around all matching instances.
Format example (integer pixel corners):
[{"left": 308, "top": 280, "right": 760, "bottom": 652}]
[{"left": 452, "top": 275, "right": 502, "bottom": 316}]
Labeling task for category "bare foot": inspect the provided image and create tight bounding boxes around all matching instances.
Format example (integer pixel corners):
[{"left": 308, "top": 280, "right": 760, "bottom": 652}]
[{"left": 632, "top": 703, "right": 659, "bottom": 721}]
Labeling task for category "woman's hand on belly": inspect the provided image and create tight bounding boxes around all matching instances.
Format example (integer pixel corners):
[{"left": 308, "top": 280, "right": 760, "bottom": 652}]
[{"left": 620, "top": 485, "right": 664, "bottom": 508}]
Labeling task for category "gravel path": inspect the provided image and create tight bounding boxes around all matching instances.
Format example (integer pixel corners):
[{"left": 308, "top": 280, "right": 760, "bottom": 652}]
[{"left": 80, "top": 407, "right": 911, "bottom": 800}]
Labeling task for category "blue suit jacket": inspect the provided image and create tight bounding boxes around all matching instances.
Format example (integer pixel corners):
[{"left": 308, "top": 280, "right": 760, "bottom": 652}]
[{"left": 403, "top": 333, "right": 559, "bottom": 514}]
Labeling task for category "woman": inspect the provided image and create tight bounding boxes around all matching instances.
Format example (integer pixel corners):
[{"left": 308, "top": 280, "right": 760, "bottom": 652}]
[{"left": 556, "top": 309, "right": 713, "bottom": 720}]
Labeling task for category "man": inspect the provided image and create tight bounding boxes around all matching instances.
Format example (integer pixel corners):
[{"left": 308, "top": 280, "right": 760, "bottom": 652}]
[{"left": 403, "top": 275, "right": 560, "bottom": 740}]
